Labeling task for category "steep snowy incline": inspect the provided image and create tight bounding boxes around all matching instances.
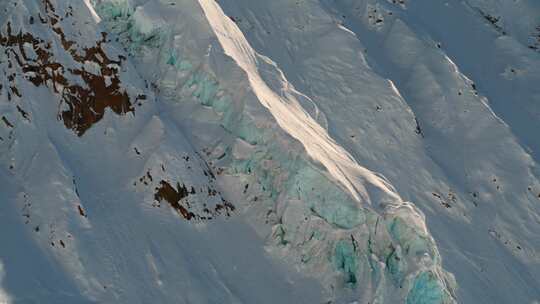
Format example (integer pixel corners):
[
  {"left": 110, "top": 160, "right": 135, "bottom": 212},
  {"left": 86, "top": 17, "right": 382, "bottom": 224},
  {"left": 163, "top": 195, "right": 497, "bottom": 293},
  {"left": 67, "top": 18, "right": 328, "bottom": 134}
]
[
  {"left": 200, "top": 0, "right": 540, "bottom": 303},
  {"left": 197, "top": 0, "right": 397, "bottom": 206},
  {"left": 0, "top": 1, "right": 325, "bottom": 303},
  {"left": 3, "top": 0, "right": 539, "bottom": 303},
  {"left": 413, "top": 0, "right": 540, "bottom": 163},
  {"left": 194, "top": 0, "right": 456, "bottom": 302}
]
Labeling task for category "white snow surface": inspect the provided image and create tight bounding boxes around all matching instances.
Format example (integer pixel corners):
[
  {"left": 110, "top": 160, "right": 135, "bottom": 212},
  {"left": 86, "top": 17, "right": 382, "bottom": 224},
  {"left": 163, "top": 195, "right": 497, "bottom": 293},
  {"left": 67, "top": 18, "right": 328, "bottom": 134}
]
[
  {"left": 84, "top": 0, "right": 102, "bottom": 23},
  {"left": 1, "top": 0, "right": 540, "bottom": 303},
  {"left": 198, "top": 0, "right": 398, "bottom": 205}
]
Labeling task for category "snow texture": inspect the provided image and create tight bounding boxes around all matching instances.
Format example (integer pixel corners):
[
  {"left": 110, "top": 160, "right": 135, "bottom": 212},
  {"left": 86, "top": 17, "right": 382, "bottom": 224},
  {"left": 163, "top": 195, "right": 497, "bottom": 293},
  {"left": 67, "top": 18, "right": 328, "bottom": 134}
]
[{"left": 1, "top": 0, "right": 539, "bottom": 303}]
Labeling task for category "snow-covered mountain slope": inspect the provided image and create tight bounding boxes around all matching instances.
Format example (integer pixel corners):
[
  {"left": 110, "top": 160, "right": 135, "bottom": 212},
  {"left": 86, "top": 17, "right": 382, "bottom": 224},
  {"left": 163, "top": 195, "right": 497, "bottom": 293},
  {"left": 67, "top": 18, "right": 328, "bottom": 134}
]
[
  {"left": 0, "top": 1, "right": 321, "bottom": 303},
  {"left": 1, "top": 0, "right": 539, "bottom": 303}
]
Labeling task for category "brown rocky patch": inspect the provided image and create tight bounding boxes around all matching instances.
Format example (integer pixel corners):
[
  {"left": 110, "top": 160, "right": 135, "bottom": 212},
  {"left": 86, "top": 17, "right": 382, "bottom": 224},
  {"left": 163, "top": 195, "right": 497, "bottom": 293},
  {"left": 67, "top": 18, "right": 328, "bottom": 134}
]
[
  {"left": 0, "top": 1, "right": 141, "bottom": 136},
  {"left": 154, "top": 180, "right": 235, "bottom": 221},
  {"left": 1, "top": 116, "right": 14, "bottom": 128},
  {"left": 154, "top": 180, "right": 193, "bottom": 220}
]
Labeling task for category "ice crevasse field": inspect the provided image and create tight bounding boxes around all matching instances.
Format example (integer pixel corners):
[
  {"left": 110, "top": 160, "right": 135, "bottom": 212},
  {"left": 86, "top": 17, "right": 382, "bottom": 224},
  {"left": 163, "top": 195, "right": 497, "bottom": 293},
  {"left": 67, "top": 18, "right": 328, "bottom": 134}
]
[{"left": 0, "top": 0, "right": 539, "bottom": 303}]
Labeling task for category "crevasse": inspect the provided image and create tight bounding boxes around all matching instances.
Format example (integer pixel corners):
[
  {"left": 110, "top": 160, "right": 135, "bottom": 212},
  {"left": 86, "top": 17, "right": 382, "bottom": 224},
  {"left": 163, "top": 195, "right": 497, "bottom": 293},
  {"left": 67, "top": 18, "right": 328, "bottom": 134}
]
[{"left": 92, "top": 1, "right": 458, "bottom": 302}]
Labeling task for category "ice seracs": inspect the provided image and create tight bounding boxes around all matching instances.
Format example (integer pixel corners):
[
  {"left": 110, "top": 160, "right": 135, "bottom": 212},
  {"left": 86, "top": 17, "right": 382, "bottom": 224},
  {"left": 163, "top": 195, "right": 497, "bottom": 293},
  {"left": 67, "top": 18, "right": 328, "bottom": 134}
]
[{"left": 1, "top": 0, "right": 540, "bottom": 303}]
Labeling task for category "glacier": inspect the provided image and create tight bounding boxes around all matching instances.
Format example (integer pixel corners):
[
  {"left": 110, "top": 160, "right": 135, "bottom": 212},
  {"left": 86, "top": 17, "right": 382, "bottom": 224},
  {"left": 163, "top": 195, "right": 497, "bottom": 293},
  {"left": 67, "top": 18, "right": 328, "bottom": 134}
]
[{"left": 1, "top": 0, "right": 540, "bottom": 303}]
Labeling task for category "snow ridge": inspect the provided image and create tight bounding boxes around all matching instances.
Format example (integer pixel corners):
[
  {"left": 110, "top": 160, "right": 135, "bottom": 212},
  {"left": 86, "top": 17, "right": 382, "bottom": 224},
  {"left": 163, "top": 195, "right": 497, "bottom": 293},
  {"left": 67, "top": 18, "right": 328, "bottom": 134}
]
[{"left": 198, "top": 0, "right": 397, "bottom": 206}]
